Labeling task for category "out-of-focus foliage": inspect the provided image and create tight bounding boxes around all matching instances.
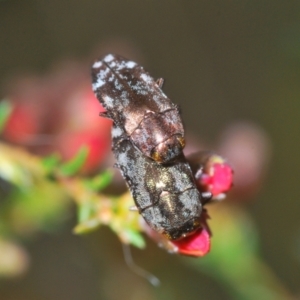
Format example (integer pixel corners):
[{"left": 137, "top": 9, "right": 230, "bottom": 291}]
[
  {"left": 0, "top": 100, "right": 12, "bottom": 132},
  {"left": 184, "top": 203, "right": 293, "bottom": 300},
  {"left": 1, "top": 1, "right": 299, "bottom": 293},
  {"left": 0, "top": 98, "right": 294, "bottom": 299},
  {"left": 0, "top": 99, "right": 146, "bottom": 267}
]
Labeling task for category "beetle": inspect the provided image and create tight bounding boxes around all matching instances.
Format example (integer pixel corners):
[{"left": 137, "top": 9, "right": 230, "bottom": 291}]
[
  {"left": 112, "top": 124, "right": 202, "bottom": 240},
  {"left": 91, "top": 54, "right": 185, "bottom": 163}
]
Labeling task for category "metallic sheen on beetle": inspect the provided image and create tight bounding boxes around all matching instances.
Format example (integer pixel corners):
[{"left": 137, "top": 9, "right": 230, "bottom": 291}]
[
  {"left": 91, "top": 54, "right": 185, "bottom": 163},
  {"left": 112, "top": 125, "right": 202, "bottom": 240}
]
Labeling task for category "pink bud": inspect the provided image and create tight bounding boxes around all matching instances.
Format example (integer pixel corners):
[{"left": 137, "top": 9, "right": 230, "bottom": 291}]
[
  {"left": 199, "top": 160, "right": 233, "bottom": 197},
  {"left": 171, "top": 227, "right": 211, "bottom": 257}
]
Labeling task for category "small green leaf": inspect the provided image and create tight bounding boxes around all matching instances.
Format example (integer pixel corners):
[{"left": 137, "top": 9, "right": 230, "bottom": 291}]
[
  {"left": 78, "top": 201, "right": 94, "bottom": 223},
  {"left": 124, "top": 229, "right": 146, "bottom": 249},
  {"left": 41, "top": 153, "right": 61, "bottom": 173},
  {"left": 84, "top": 170, "right": 113, "bottom": 191},
  {"left": 73, "top": 219, "right": 101, "bottom": 234},
  {"left": 74, "top": 201, "right": 100, "bottom": 234},
  {"left": 59, "top": 146, "right": 89, "bottom": 176},
  {"left": 0, "top": 100, "right": 12, "bottom": 132}
]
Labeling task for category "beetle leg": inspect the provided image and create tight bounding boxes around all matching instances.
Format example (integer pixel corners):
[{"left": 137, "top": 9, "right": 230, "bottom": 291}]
[
  {"left": 99, "top": 111, "right": 113, "bottom": 119},
  {"left": 201, "top": 192, "right": 212, "bottom": 205},
  {"left": 129, "top": 205, "right": 139, "bottom": 211},
  {"left": 156, "top": 78, "right": 164, "bottom": 88}
]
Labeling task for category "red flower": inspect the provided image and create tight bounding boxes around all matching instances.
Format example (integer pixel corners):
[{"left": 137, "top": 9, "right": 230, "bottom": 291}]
[
  {"left": 192, "top": 154, "right": 233, "bottom": 199},
  {"left": 56, "top": 86, "right": 112, "bottom": 173},
  {"left": 172, "top": 228, "right": 210, "bottom": 257},
  {"left": 2, "top": 104, "right": 40, "bottom": 144},
  {"left": 58, "top": 129, "right": 111, "bottom": 173},
  {"left": 171, "top": 211, "right": 211, "bottom": 257},
  {"left": 143, "top": 211, "right": 211, "bottom": 257}
]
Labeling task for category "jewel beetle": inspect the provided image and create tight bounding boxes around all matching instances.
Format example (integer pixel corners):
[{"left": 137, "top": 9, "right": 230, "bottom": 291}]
[
  {"left": 91, "top": 54, "right": 185, "bottom": 163},
  {"left": 111, "top": 124, "right": 202, "bottom": 240}
]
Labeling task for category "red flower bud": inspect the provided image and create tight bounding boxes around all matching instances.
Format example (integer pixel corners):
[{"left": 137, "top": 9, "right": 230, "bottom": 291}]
[
  {"left": 172, "top": 227, "right": 211, "bottom": 257},
  {"left": 188, "top": 152, "right": 233, "bottom": 199},
  {"left": 2, "top": 104, "right": 40, "bottom": 143},
  {"left": 143, "top": 210, "right": 211, "bottom": 257},
  {"left": 199, "top": 158, "right": 233, "bottom": 197}
]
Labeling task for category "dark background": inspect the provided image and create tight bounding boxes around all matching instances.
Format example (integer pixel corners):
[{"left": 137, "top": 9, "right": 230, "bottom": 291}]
[{"left": 1, "top": 1, "right": 300, "bottom": 299}]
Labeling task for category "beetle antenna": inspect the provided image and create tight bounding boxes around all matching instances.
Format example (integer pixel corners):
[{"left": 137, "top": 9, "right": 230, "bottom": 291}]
[{"left": 122, "top": 243, "right": 160, "bottom": 287}]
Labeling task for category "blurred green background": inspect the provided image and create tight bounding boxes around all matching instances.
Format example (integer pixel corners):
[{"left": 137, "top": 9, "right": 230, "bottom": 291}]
[{"left": 1, "top": 1, "right": 300, "bottom": 299}]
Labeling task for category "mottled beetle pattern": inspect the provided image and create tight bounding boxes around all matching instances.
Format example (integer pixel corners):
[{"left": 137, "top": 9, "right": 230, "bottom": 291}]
[
  {"left": 91, "top": 54, "right": 185, "bottom": 163},
  {"left": 92, "top": 54, "right": 203, "bottom": 240},
  {"left": 112, "top": 124, "right": 202, "bottom": 240}
]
